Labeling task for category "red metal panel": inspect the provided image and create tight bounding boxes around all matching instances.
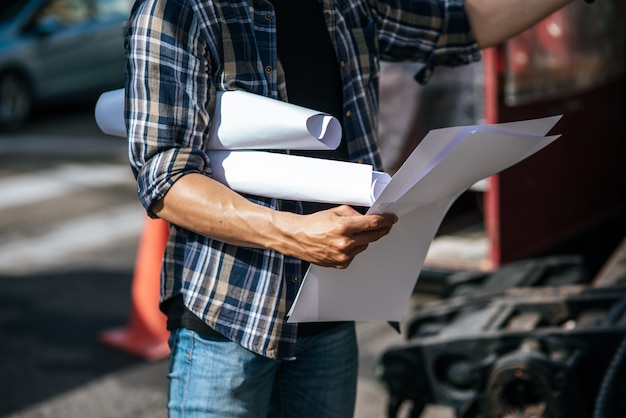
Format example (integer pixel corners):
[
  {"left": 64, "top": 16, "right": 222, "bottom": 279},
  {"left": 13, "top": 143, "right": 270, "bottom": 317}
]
[
  {"left": 482, "top": 48, "right": 503, "bottom": 269},
  {"left": 496, "top": 79, "right": 625, "bottom": 262},
  {"left": 486, "top": 78, "right": 625, "bottom": 264}
]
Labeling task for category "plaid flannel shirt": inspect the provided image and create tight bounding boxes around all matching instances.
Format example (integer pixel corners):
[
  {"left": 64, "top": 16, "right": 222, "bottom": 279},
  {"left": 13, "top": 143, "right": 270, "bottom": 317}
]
[{"left": 125, "top": 0, "right": 480, "bottom": 359}]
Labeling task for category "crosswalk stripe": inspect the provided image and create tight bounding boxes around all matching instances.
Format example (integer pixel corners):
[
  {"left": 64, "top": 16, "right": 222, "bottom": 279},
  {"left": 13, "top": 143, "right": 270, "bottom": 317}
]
[
  {"left": 0, "top": 164, "right": 135, "bottom": 210},
  {"left": 0, "top": 203, "right": 144, "bottom": 275}
]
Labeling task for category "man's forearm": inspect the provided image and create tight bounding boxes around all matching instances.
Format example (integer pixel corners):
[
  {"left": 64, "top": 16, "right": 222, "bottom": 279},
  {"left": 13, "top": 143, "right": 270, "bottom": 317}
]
[
  {"left": 465, "top": 0, "right": 574, "bottom": 48},
  {"left": 151, "top": 173, "right": 290, "bottom": 249},
  {"left": 150, "top": 173, "right": 398, "bottom": 269}
]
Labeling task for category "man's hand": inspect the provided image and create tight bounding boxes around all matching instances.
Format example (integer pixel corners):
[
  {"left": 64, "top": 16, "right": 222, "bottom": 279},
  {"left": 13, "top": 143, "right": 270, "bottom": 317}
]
[{"left": 275, "top": 205, "right": 398, "bottom": 269}]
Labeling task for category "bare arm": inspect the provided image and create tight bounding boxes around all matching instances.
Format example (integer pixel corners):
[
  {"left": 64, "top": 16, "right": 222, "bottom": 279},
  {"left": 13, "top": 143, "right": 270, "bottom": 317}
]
[
  {"left": 152, "top": 173, "right": 398, "bottom": 269},
  {"left": 465, "top": 0, "right": 574, "bottom": 48}
]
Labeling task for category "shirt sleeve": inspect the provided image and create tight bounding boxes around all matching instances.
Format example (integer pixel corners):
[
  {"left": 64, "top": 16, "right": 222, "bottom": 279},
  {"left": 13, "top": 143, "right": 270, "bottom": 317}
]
[
  {"left": 125, "top": 0, "right": 213, "bottom": 216},
  {"left": 368, "top": 0, "right": 481, "bottom": 83}
]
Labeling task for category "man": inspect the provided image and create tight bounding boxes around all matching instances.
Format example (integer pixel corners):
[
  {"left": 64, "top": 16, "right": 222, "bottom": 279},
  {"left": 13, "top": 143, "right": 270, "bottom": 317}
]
[{"left": 125, "top": 0, "right": 575, "bottom": 416}]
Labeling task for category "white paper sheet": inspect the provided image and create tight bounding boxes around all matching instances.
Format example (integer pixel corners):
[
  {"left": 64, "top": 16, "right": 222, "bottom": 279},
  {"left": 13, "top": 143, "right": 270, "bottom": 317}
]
[
  {"left": 208, "top": 90, "right": 342, "bottom": 150},
  {"left": 95, "top": 90, "right": 563, "bottom": 323},
  {"left": 287, "top": 116, "right": 563, "bottom": 323},
  {"left": 95, "top": 89, "right": 341, "bottom": 150},
  {"left": 210, "top": 150, "right": 390, "bottom": 206},
  {"left": 95, "top": 89, "right": 380, "bottom": 207},
  {"left": 94, "top": 89, "right": 381, "bottom": 205}
]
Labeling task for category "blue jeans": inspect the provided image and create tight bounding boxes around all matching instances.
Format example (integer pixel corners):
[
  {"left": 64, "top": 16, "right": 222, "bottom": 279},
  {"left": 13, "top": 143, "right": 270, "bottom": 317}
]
[{"left": 167, "top": 323, "right": 358, "bottom": 418}]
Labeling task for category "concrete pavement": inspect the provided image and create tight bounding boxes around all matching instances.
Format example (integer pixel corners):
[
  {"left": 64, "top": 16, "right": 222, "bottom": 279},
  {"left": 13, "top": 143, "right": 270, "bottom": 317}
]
[{"left": 0, "top": 265, "right": 415, "bottom": 418}]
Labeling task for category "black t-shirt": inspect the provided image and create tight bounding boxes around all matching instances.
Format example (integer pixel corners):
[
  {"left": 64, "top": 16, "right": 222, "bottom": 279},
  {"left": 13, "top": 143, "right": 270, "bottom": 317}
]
[
  {"left": 271, "top": 0, "right": 348, "bottom": 216},
  {"left": 165, "top": 0, "right": 348, "bottom": 338},
  {"left": 270, "top": 0, "right": 346, "bottom": 158},
  {"left": 270, "top": 0, "right": 350, "bottom": 335}
]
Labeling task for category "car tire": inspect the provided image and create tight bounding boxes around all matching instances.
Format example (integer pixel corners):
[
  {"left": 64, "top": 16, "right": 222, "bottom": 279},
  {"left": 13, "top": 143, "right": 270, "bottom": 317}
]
[{"left": 0, "top": 72, "right": 32, "bottom": 132}]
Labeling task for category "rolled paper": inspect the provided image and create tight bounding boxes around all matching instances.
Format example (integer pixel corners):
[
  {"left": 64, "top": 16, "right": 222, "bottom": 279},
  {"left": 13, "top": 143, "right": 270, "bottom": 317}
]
[
  {"left": 94, "top": 89, "right": 387, "bottom": 206},
  {"left": 95, "top": 89, "right": 342, "bottom": 150},
  {"left": 209, "top": 150, "right": 390, "bottom": 207},
  {"left": 208, "top": 90, "right": 342, "bottom": 150},
  {"left": 94, "top": 88, "right": 126, "bottom": 138}
]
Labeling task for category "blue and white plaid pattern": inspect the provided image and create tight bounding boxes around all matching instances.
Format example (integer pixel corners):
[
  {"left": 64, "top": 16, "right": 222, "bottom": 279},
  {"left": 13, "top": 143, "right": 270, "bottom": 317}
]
[{"left": 125, "top": 0, "right": 479, "bottom": 359}]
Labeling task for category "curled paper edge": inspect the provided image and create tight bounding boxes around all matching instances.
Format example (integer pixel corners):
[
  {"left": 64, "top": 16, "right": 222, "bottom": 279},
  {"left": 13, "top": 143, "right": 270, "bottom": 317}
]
[
  {"left": 371, "top": 172, "right": 392, "bottom": 203},
  {"left": 208, "top": 90, "right": 342, "bottom": 150},
  {"left": 96, "top": 89, "right": 342, "bottom": 150},
  {"left": 94, "top": 88, "right": 126, "bottom": 137},
  {"left": 306, "top": 114, "right": 342, "bottom": 143}
]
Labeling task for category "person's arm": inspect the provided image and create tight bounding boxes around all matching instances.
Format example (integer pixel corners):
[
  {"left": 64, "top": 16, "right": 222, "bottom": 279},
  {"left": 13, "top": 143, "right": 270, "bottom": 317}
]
[
  {"left": 152, "top": 173, "right": 398, "bottom": 269},
  {"left": 127, "top": 0, "right": 397, "bottom": 269},
  {"left": 465, "top": 0, "right": 574, "bottom": 48}
]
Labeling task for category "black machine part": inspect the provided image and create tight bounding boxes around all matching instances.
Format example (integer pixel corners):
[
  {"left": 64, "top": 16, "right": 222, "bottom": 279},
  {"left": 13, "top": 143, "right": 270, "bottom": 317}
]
[{"left": 377, "top": 284, "right": 626, "bottom": 418}]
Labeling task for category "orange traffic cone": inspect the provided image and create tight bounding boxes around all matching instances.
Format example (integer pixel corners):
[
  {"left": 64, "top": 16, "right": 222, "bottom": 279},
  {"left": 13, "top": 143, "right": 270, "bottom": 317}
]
[{"left": 99, "top": 216, "right": 171, "bottom": 361}]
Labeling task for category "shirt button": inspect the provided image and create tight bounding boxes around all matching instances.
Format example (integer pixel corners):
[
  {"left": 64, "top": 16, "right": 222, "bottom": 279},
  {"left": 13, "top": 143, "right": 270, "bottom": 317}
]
[
  {"left": 357, "top": 158, "right": 365, "bottom": 164},
  {"left": 291, "top": 276, "right": 299, "bottom": 283},
  {"left": 340, "top": 60, "right": 346, "bottom": 68},
  {"left": 265, "top": 65, "right": 273, "bottom": 74},
  {"left": 345, "top": 109, "right": 352, "bottom": 118},
  {"left": 324, "top": 11, "right": 331, "bottom": 20},
  {"left": 265, "top": 12, "right": 272, "bottom": 20}
]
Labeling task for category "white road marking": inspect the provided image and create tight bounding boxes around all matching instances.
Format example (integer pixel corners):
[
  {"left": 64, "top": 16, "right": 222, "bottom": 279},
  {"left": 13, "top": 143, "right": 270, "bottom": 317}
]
[
  {"left": 0, "top": 203, "right": 145, "bottom": 275},
  {"left": 0, "top": 164, "right": 135, "bottom": 210}
]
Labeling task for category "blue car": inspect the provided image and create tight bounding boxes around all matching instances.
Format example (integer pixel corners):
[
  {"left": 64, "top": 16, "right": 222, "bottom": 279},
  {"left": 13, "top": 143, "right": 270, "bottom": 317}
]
[{"left": 0, "top": 0, "right": 131, "bottom": 131}]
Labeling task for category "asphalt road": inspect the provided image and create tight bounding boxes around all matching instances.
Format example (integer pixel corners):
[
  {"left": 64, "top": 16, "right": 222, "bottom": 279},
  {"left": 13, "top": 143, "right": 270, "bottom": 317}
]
[
  {"left": 0, "top": 102, "right": 431, "bottom": 418},
  {"left": 2, "top": 70, "right": 623, "bottom": 418}
]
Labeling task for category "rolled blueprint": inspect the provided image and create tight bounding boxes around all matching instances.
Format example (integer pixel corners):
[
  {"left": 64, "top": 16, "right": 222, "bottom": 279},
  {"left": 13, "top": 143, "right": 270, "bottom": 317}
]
[
  {"left": 208, "top": 90, "right": 341, "bottom": 150},
  {"left": 95, "top": 89, "right": 341, "bottom": 150},
  {"left": 95, "top": 89, "right": 126, "bottom": 137},
  {"left": 94, "top": 89, "right": 387, "bottom": 206},
  {"left": 209, "top": 150, "right": 390, "bottom": 207}
]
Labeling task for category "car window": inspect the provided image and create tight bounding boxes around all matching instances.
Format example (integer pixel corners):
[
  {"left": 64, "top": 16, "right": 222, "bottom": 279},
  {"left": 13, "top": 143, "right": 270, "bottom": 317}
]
[
  {"left": 34, "top": 0, "right": 90, "bottom": 27},
  {"left": 93, "top": 0, "right": 132, "bottom": 21}
]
